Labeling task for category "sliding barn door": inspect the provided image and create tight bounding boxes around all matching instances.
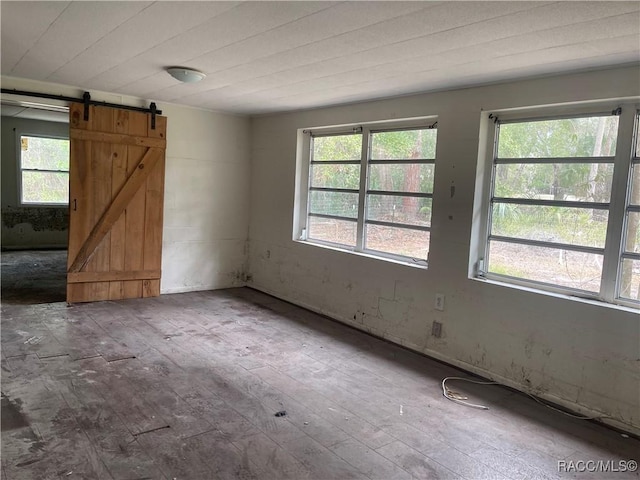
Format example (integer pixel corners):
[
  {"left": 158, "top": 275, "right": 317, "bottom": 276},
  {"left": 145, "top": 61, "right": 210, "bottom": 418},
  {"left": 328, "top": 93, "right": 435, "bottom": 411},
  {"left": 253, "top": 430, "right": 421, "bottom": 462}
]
[{"left": 66, "top": 103, "right": 166, "bottom": 303}]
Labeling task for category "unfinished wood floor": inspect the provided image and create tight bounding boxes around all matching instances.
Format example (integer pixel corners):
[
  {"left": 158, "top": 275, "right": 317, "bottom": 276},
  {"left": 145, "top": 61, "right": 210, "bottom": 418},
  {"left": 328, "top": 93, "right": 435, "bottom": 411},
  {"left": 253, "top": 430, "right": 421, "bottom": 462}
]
[
  {"left": 1, "top": 250, "right": 67, "bottom": 305},
  {"left": 1, "top": 288, "right": 638, "bottom": 480}
]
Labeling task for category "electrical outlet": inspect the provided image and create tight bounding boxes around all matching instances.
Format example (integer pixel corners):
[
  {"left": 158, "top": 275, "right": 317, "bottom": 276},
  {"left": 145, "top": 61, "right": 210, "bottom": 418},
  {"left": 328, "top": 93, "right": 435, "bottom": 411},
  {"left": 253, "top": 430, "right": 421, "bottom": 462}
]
[
  {"left": 432, "top": 321, "right": 442, "bottom": 338},
  {"left": 435, "top": 293, "right": 445, "bottom": 311}
]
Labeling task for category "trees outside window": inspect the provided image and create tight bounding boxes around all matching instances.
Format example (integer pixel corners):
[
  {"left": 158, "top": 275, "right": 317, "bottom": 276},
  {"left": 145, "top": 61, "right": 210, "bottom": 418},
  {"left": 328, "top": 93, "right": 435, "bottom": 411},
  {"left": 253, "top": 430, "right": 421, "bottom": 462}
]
[
  {"left": 20, "top": 135, "right": 69, "bottom": 205},
  {"left": 304, "top": 120, "right": 437, "bottom": 264},
  {"left": 480, "top": 108, "right": 639, "bottom": 307}
]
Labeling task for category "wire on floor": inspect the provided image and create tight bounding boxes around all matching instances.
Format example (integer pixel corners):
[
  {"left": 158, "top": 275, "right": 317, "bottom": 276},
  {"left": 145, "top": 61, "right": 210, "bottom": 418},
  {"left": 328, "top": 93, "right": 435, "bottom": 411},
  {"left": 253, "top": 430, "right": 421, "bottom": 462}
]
[
  {"left": 442, "top": 376, "right": 497, "bottom": 410},
  {"left": 441, "top": 376, "right": 610, "bottom": 420}
]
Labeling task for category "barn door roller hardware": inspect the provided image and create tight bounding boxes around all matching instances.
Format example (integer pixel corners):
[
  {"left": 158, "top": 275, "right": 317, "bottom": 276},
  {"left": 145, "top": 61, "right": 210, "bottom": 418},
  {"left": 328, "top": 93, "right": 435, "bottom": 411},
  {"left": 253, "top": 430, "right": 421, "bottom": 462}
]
[
  {"left": 83, "top": 91, "right": 91, "bottom": 121},
  {"left": 1, "top": 88, "right": 162, "bottom": 129}
]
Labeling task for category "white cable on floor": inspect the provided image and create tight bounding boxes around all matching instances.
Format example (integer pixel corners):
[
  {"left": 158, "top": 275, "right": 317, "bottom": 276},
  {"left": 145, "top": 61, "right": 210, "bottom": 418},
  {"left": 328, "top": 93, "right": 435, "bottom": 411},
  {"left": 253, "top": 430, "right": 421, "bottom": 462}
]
[
  {"left": 442, "top": 376, "right": 497, "bottom": 410},
  {"left": 441, "top": 376, "right": 609, "bottom": 420},
  {"left": 523, "top": 390, "right": 609, "bottom": 420}
]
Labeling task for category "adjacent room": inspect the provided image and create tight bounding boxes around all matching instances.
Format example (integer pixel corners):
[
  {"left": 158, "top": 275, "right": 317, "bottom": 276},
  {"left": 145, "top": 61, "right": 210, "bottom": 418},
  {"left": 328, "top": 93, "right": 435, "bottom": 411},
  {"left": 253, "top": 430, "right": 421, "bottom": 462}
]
[
  {"left": 1, "top": 103, "right": 69, "bottom": 304},
  {"left": 1, "top": 2, "right": 639, "bottom": 479}
]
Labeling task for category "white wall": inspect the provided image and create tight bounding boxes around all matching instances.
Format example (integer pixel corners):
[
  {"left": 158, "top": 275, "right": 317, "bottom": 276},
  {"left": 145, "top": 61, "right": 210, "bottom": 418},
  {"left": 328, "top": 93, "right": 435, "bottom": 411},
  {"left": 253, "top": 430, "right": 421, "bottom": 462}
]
[
  {"left": 248, "top": 66, "right": 640, "bottom": 434},
  {"left": 160, "top": 103, "right": 250, "bottom": 293},
  {"left": 1, "top": 76, "right": 251, "bottom": 294}
]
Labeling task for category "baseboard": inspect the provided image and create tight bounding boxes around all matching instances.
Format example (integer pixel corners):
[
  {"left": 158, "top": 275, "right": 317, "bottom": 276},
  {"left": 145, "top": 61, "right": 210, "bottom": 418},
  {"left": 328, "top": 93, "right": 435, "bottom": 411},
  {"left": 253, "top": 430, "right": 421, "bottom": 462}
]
[
  {"left": 1, "top": 245, "right": 67, "bottom": 251},
  {"left": 161, "top": 281, "right": 246, "bottom": 295},
  {"left": 247, "top": 283, "right": 639, "bottom": 438}
]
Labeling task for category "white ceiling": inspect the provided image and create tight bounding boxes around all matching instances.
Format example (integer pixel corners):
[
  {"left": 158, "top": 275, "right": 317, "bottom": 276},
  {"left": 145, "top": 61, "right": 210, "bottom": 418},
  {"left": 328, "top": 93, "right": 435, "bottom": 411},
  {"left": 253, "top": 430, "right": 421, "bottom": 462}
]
[{"left": 1, "top": 1, "right": 639, "bottom": 115}]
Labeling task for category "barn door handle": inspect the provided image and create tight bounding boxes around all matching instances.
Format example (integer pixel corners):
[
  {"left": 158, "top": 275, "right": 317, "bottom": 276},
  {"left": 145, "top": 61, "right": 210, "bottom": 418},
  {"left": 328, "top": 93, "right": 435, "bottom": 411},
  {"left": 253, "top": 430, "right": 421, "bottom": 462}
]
[{"left": 73, "top": 199, "right": 77, "bottom": 211}]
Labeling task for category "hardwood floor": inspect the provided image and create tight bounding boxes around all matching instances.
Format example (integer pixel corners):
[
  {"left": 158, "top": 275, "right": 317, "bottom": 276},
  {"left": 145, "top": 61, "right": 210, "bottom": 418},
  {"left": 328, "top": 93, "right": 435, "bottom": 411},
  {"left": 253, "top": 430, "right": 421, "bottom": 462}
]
[{"left": 1, "top": 288, "right": 638, "bottom": 479}]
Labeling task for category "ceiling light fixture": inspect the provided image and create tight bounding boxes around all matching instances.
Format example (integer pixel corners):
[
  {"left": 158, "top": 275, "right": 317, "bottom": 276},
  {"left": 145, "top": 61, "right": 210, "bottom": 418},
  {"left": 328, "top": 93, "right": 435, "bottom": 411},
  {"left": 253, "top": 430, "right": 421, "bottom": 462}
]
[{"left": 166, "top": 67, "right": 206, "bottom": 83}]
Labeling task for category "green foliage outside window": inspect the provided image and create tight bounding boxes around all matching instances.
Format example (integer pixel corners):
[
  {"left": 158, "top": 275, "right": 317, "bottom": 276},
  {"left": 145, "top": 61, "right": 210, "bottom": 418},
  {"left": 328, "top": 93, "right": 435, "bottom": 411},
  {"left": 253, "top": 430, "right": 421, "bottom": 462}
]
[
  {"left": 488, "top": 114, "right": 640, "bottom": 300},
  {"left": 310, "top": 129, "right": 436, "bottom": 221},
  {"left": 21, "top": 135, "right": 69, "bottom": 205}
]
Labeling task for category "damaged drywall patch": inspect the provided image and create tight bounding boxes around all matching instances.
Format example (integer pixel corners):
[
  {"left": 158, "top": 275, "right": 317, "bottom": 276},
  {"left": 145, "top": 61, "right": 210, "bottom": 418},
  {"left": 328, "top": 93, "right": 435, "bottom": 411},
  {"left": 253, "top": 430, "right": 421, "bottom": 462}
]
[{"left": 2, "top": 206, "right": 68, "bottom": 231}]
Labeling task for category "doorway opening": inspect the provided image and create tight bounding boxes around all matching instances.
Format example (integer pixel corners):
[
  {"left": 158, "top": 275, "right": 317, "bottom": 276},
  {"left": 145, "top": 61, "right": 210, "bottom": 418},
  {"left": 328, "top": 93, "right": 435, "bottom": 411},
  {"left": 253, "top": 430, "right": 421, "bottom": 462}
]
[{"left": 1, "top": 98, "right": 69, "bottom": 304}]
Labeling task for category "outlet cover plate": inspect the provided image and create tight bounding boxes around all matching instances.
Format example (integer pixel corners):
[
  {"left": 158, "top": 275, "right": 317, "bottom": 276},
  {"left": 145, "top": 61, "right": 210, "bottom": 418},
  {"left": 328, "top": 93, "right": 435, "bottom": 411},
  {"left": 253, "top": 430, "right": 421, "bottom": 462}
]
[{"left": 432, "top": 321, "right": 442, "bottom": 338}]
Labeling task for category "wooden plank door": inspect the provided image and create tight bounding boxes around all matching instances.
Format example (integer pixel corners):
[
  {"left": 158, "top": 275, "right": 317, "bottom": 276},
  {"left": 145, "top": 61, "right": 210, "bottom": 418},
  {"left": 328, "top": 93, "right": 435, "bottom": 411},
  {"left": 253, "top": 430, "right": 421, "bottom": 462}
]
[{"left": 66, "top": 103, "right": 166, "bottom": 303}]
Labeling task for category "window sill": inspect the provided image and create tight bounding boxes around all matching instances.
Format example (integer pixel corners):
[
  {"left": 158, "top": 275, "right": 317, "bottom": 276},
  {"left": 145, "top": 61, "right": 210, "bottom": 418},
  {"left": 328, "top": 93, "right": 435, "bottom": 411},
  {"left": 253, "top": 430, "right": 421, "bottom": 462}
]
[
  {"left": 295, "top": 239, "right": 429, "bottom": 270},
  {"left": 19, "top": 203, "right": 69, "bottom": 209},
  {"left": 471, "top": 276, "right": 639, "bottom": 313}
]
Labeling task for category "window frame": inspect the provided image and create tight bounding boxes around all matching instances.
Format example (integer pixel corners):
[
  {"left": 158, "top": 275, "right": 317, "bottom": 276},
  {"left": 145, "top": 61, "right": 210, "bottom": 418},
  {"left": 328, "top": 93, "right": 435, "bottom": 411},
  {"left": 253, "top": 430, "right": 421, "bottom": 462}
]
[
  {"left": 297, "top": 117, "right": 437, "bottom": 266},
  {"left": 617, "top": 112, "right": 640, "bottom": 305},
  {"left": 476, "top": 102, "right": 640, "bottom": 309},
  {"left": 17, "top": 132, "right": 70, "bottom": 207}
]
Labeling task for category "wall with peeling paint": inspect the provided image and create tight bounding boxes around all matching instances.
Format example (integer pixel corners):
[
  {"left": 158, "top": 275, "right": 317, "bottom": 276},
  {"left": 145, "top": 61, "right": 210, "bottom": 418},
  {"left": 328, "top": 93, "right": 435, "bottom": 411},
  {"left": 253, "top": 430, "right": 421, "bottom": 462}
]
[
  {"left": 248, "top": 66, "right": 640, "bottom": 434},
  {"left": 1, "top": 117, "right": 70, "bottom": 248}
]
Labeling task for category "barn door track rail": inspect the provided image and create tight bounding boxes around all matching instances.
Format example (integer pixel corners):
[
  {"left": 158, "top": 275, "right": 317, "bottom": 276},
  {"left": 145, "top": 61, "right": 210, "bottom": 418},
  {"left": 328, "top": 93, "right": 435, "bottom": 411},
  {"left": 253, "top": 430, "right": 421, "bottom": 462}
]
[{"left": 1, "top": 88, "right": 162, "bottom": 129}]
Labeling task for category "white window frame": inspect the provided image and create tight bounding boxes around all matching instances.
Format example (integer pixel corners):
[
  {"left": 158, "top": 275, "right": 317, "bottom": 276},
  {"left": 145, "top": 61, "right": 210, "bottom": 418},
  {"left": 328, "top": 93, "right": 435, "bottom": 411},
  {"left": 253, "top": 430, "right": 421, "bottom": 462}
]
[
  {"left": 475, "top": 102, "right": 640, "bottom": 309},
  {"left": 18, "top": 132, "right": 70, "bottom": 207},
  {"left": 617, "top": 111, "right": 640, "bottom": 305},
  {"left": 295, "top": 117, "right": 437, "bottom": 267}
]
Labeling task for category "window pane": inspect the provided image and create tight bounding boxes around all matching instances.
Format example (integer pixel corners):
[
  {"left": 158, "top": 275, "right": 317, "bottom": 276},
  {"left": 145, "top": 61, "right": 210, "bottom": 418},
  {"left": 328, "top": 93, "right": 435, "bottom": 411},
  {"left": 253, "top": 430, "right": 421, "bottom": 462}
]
[
  {"left": 369, "top": 163, "right": 434, "bottom": 193},
  {"left": 491, "top": 204, "right": 608, "bottom": 248},
  {"left": 619, "top": 258, "right": 640, "bottom": 301},
  {"left": 365, "top": 225, "right": 429, "bottom": 259},
  {"left": 497, "top": 116, "right": 618, "bottom": 158},
  {"left": 313, "top": 134, "right": 361, "bottom": 161},
  {"left": 21, "top": 136, "right": 69, "bottom": 170},
  {"left": 308, "top": 217, "right": 356, "bottom": 247},
  {"left": 488, "top": 240, "right": 602, "bottom": 293},
  {"left": 636, "top": 115, "right": 640, "bottom": 157},
  {"left": 310, "top": 164, "right": 360, "bottom": 189},
  {"left": 624, "top": 212, "right": 640, "bottom": 254},
  {"left": 630, "top": 165, "right": 640, "bottom": 205},
  {"left": 309, "top": 191, "right": 358, "bottom": 218},
  {"left": 22, "top": 171, "right": 68, "bottom": 204},
  {"left": 371, "top": 129, "right": 436, "bottom": 160},
  {"left": 494, "top": 163, "right": 614, "bottom": 202},
  {"left": 367, "top": 195, "right": 431, "bottom": 227}
]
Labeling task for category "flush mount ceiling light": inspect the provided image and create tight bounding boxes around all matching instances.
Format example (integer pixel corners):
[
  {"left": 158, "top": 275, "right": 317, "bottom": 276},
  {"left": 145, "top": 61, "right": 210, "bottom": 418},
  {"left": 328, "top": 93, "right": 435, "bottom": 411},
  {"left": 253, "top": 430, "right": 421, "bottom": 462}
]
[{"left": 166, "top": 67, "right": 206, "bottom": 83}]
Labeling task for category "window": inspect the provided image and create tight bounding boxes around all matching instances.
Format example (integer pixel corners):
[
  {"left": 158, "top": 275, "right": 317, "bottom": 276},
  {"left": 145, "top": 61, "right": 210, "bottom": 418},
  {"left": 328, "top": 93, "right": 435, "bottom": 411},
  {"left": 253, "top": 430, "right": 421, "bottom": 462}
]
[
  {"left": 619, "top": 114, "right": 640, "bottom": 302},
  {"left": 301, "top": 120, "right": 437, "bottom": 264},
  {"left": 19, "top": 134, "right": 69, "bottom": 205},
  {"left": 478, "top": 106, "right": 639, "bottom": 308}
]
